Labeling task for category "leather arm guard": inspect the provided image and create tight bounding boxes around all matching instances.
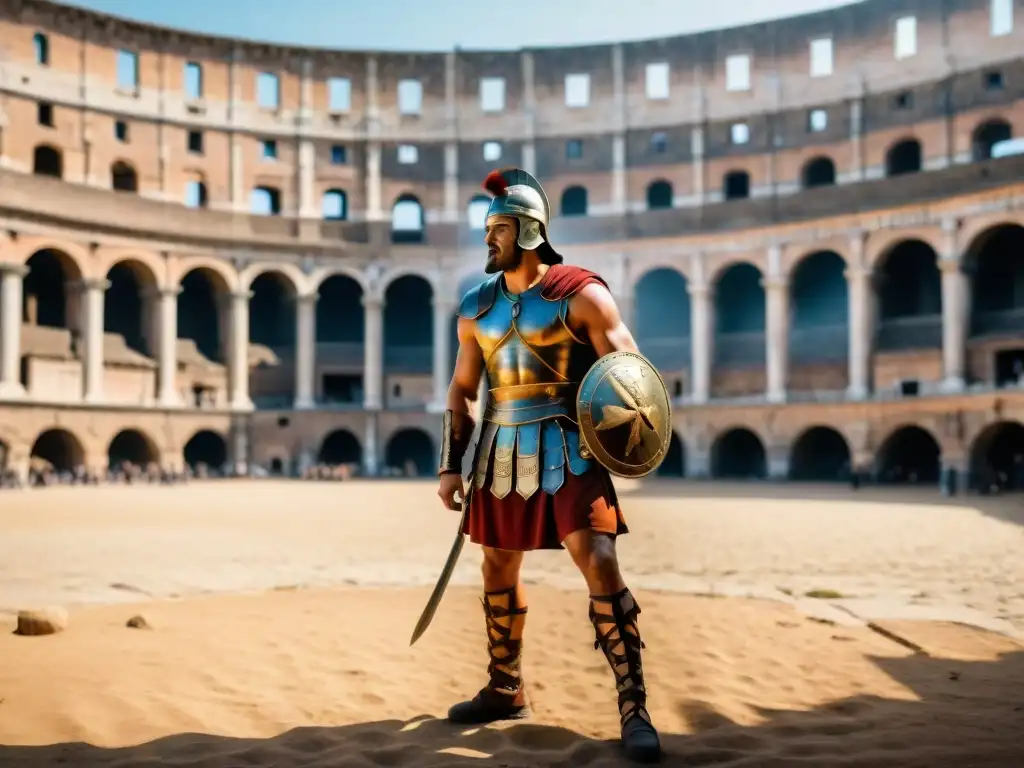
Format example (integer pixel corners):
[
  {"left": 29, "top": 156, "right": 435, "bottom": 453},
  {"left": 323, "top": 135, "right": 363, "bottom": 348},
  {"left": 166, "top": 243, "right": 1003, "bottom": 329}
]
[{"left": 438, "top": 409, "right": 475, "bottom": 476}]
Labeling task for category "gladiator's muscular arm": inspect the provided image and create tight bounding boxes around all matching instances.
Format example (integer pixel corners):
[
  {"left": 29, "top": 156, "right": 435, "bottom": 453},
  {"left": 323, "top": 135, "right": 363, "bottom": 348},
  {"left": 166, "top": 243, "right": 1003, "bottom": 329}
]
[
  {"left": 568, "top": 282, "right": 640, "bottom": 357},
  {"left": 438, "top": 316, "right": 483, "bottom": 475}
]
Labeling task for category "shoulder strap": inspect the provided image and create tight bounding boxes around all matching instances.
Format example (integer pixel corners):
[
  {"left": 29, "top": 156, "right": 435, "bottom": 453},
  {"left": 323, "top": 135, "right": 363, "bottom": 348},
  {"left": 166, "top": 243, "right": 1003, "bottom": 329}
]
[{"left": 457, "top": 274, "right": 501, "bottom": 320}]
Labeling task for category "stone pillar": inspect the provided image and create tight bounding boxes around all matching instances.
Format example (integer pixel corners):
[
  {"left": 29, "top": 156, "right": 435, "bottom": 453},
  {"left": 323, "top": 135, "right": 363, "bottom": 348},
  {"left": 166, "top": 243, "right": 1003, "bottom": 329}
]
[
  {"left": 227, "top": 290, "right": 252, "bottom": 410},
  {"left": 294, "top": 293, "right": 317, "bottom": 409},
  {"left": 689, "top": 281, "right": 713, "bottom": 404},
  {"left": 767, "top": 445, "right": 790, "bottom": 479},
  {"left": 690, "top": 126, "right": 705, "bottom": 204},
  {"left": 298, "top": 57, "right": 316, "bottom": 219},
  {"left": 610, "top": 44, "right": 627, "bottom": 214},
  {"left": 79, "top": 278, "right": 108, "bottom": 403},
  {"left": 156, "top": 286, "right": 181, "bottom": 407},
  {"left": 845, "top": 266, "right": 872, "bottom": 400},
  {"left": 940, "top": 258, "right": 969, "bottom": 391},
  {"left": 0, "top": 264, "right": 26, "bottom": 398},
  {"left": 363, "top": 294, "right": 383, "bottom": 409},
  {"left": 520, "top": 52, "right": 537, "bottom": 174},
  {"left": 443, "top": 52, "right": 459, "bottom": 223},
  {"left": 363, "top": 413, "right": 379, "bottom": 477},
  {"left": 365, "top": 57, "right": 384, "bottom": 221},
  {"left": 431, "top": 297, "right": 454, "bottom": 411},
  {"left": 848, "top": 96, "right": 864, "bottom": 183},
  {"left": 228, "top": 46, "right": 245, "bottom": 212},
  {"left": 231, "top": 418, "right": 249, "bottom": 476},
  {"left": 763, "top": 270, "right": 789, "bottom": 403}
]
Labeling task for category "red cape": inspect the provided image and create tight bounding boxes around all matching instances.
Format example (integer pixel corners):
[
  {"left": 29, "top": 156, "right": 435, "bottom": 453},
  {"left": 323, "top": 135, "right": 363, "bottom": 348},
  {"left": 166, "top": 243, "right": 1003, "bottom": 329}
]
[{"left": 539, "top": 264, "right": 608, "bottom": 301}]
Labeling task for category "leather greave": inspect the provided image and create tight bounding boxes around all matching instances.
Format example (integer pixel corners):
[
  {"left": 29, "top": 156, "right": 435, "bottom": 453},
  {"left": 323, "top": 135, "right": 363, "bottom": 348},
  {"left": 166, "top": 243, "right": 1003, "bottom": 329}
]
[
  {"left": 482, "top": 587, "right": 527, "bottom": 696},
  {"left": 589, "top": 588, "right": 652, "bottom": 727}
]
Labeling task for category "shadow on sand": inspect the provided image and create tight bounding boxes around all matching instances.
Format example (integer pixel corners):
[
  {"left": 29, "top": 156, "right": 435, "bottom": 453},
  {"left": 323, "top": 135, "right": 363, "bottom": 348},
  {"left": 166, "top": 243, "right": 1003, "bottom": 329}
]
[
  {"left": 619, "top": 479, "right": 1024, "bottom": 527},
  {"left": 1, "top": 648, "right": 1021, "bottom": 768}
]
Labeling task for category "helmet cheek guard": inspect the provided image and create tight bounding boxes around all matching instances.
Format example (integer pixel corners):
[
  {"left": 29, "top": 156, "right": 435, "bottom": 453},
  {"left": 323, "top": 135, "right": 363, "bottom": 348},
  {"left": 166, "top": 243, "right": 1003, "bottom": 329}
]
[{"left": 482, "top": 168, "right": 551, "bottom": 251}]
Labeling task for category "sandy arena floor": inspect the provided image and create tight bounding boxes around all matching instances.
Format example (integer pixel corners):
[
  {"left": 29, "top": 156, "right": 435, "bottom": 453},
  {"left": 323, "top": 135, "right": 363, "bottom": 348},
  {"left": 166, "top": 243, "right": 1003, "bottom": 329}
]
[
  {"left": 0, "top": 480, "right": 1021, "bottom": 767},
  {"left": 1, "top": 479, "right": 1022, "bottom": 628}
]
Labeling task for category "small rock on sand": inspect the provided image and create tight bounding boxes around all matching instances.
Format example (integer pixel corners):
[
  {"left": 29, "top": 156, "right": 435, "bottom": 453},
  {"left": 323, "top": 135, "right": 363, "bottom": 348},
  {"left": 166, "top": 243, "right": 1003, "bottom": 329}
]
[
  {"left": 15, "top": 607, "right": 68, "bottom": 636},
  {"left": 126, "top": 615, "right": 151, "bottom": 630}
]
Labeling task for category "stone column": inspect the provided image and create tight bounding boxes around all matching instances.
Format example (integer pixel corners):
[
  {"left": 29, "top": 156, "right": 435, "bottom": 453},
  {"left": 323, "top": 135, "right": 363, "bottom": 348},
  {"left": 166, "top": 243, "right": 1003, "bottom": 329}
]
[
  {"left": 298, "top": 56, "right": 316, "bottom": 219},
  {"left": 363, "top": 294, "right": 383, "bottom": 409},
  {"left": 294, "top": 293, "right": 317, "bottom": 409},
  {"left": 365, "top": 57, "right": 384, "bottom": 221},
  {"left": 610, "top": 44, "right": 627, "bottom": 214},
  {"left": 227, "top": 290, "right": 252, "bottom": 410},
  {"left": 443, "top": 52, "right": 459, "bottom": 223},
  {"left": 431, "top": 297, "right": 454, "bottom": 410},
  {"left": 156, "top": 286, "right": 181, "bottom": 407},
  {"left": 363, "top": 413, "right": 379, "bottom": 476},
  {"left": 764, "top": 274, "right": 789, "bottom": 403},
  {"left": 848, "top": 96, "right": 864, "bottom": 183},
  {"left": 940, "top": 258, "right": 969, "bottom": 391},
  {"left": 689, "top": 281, "right": 713, "bottom": 404},
  {"left": 845, "top": 266, "right": 872, "bottom": 400},
  {"left": 79, "top": 278, "right": 108, "bottom": 403},
  {"left": 520, "top": 52, "right": 537, "bottom": 174},
  {"left": 0, "top": 264, "right": 26, "bottom": 398},
  {"left": 228, "top": 45, "right": 245, "bottom": 212}
]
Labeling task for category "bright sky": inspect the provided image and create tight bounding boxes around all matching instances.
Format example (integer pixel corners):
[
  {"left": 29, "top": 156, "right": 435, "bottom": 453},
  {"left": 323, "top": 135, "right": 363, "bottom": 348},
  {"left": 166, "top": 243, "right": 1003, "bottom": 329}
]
[{"left": 58, "top": 0, "right": 860, "bottom": 50}]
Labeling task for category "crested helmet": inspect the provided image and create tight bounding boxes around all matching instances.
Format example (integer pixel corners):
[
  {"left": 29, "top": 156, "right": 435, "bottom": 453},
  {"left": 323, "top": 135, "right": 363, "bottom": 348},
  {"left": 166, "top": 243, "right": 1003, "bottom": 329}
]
[{"left": 481, "top": 167, "right": 551, "bottom": 250}]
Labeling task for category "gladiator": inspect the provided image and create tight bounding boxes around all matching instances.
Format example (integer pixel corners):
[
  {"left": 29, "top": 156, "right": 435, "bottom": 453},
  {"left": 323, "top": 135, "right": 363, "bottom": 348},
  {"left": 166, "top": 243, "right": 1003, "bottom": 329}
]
[{"left": 435, "top": 167, "right": 670, "bottom": 763}]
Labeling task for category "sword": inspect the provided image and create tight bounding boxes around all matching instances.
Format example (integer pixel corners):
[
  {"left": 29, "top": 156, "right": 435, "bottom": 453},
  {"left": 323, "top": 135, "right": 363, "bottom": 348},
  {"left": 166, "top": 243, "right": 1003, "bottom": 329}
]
[{"left": 409, "top": 469, "right": 475, "bottom": 646}]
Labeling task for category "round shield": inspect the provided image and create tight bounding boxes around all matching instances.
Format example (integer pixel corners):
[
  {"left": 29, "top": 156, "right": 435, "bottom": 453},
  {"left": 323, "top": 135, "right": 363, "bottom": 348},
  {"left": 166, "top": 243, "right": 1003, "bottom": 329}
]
[{"left": 576, "top": 351, "right": 673, "bottom": 478}]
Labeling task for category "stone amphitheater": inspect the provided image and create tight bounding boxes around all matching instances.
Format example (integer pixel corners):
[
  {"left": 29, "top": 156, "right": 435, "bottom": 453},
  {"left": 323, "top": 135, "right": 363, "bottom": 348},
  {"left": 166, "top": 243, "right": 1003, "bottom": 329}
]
[{"left": 0, "top": 0, "right": 1021, "bottom": 490}]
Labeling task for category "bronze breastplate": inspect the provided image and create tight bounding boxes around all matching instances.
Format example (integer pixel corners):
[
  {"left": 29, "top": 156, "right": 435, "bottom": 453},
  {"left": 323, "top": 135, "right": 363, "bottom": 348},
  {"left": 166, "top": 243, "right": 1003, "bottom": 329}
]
[{"left": 474, "top": 280, "right": 596, "bottom": 426}]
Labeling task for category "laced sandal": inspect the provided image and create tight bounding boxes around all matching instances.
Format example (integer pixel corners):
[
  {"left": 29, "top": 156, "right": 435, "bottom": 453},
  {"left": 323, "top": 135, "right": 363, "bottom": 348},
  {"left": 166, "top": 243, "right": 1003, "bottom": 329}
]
[
  {"left": 590, "top": 589, "right": 662, "bottom": 763},
  {"left": 447, "top": 586, "right": 530, "bottom": 724}
]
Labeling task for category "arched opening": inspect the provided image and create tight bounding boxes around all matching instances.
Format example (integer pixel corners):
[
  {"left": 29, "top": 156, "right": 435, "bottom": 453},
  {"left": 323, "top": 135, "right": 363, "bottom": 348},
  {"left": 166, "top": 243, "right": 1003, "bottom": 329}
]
[
  {"left": 251, "top": 186, "right": 282, "bottom": 215},
  {"left": 789, "top": 251, "right": 849, "bottom": 364},
  {"left": 656, "top": 431, "right": 685, "bottom": 477},
  {"left": 723, "top": 170, "right": 750, "bottom": 201},
  {"left": 646, "top": 180, "right": 673, "bottom": 210},
  {"left": 23, "top": 248, "right": 83, "bottom": 330},
  {"left": 392, "top": 194, "right": 425, "bottom": 244},
  {"left": 875, "top": 425, "right": 941, "bottom": 485},
  {"left": 634, "top": 267, "right": 690, "bottom": 371},
  {"left": 789, "top": 427, "right": 851, "bottom": 481},
  {"left": 801, "top": 156, "right": 836, "bottom": 188},
  {"left": 183, "top": 430, "right": 228, "bottom": 472},
  {"left": 318, "top": 429, "right": 362, "bottom": 466},
  {"left": 30, "top": 428, "right": 85, "bottom": 474},
  {"left": 323, "top": 189, "right": 348, "bottom": 220},
  {"left": 316, "top": 274, "right": 365, "bottom": 405},
  {"left": 385, "top": 428, "right": 434, "bottom": 476},
  {"left": 105, "top": 260, "right": 156, "bottom": 355},
  {"left": 467, "top": 194, "right": 491, "bottom": 230},
  {"left": 33, "top": 144, "right": 62, "bottom": 178},
  {"left": 384, "top": 275, "right": 433, "bottom": 378},
  {"left": 711, "top": 428, "right": 766, "bottom": 479},
  {"left": 972, "top": 119, "right": 1012, "bottom": 162},
  {"left": 874, "top": 239, "right": 942, "bottom": 352},
  {"left": 0, "top": 438, "right": 8, "bottom": 472},
  {"left": 969, "top": 421, "right": 1024, "bottom": 492},
  {"left": 968, "top": 224, "right": 1024, "bottom": 342},
  {"left": 177, "top": 267, "right": 227, "bottom": 362},
  {"left": 111, "top": 161, "right": 138, "bottom": 192},
  {"left": 560, "top": 186, "right": 588, "bottom": 217},
  {"left": 33, "top": 32, "right": 48, "bottom": 65},
  {"left": 714, "top": 263, "right": 764, "bottom": 367},
  {"left": 885, "top": 139, "right": 922, "bottom": 176},
  {"left": 107, "top": 428, "right": 159, "bottom": 469},
  {"left": 249, "top": 272, "right": 296, "bottom": 351}
]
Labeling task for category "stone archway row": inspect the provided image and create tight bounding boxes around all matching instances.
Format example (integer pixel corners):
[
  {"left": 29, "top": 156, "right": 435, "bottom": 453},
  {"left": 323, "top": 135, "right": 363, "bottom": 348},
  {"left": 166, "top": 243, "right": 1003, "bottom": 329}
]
[{"left": 656, "top": 421, "right": 1024, "bottom": 489}]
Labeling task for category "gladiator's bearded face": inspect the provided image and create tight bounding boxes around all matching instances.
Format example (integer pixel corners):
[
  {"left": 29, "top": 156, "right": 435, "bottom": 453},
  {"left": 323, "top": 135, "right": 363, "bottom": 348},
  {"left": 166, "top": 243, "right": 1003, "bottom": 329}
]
[{"left": 484, "top": 214, "right": 523, "bottom": 274}]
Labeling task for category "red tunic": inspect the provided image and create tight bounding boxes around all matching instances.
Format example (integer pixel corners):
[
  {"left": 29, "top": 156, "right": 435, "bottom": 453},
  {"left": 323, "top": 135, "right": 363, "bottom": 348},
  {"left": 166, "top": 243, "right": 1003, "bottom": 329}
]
[{"left": 461, "top": 264, "right": 629, "bottom": 551}]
